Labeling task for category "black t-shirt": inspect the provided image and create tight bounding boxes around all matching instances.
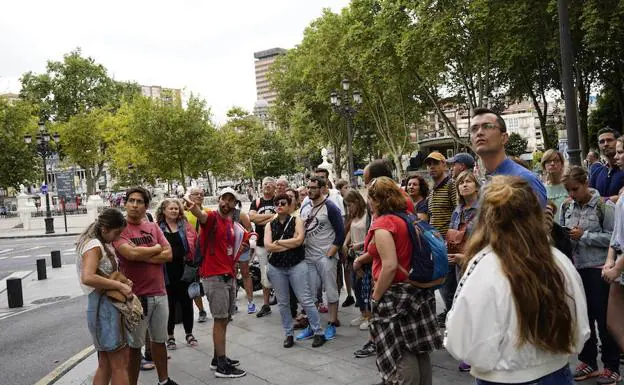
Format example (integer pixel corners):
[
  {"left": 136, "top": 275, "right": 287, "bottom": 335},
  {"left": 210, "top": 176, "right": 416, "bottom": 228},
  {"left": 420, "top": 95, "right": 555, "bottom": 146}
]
[
  {"left": 268, "top": 216, "right": 304, "bottom": 268},
  {"left": 164, "top": 231, "right": 185, "bottom": 282},
  {"left": 250, "top": 197, "right": 276, "bottom": 247}
]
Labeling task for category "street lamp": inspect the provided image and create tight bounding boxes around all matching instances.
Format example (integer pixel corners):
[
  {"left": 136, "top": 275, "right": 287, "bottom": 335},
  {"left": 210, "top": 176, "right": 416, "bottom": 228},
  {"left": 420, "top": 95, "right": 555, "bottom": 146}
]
[
  {"left": 330, "top": 78, "right": 362, "bottom": 188},
  {"left": 24, "top": 121, "right": 60, "bottom": 234}
]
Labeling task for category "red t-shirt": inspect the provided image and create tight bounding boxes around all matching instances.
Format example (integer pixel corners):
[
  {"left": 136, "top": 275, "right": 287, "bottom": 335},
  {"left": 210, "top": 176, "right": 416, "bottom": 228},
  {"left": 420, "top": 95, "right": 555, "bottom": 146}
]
[
  {"left": 198, "top": 211, "right": 237, "bottom": 278},
  {"left": 365, "top": 215, "right": 411, "bottom": 283},
  {"left": 113, "top": 220, "right": 170, "bottom": 296},
  {"left": 402, "top": 190, "right": 415, "bottom": 214}
]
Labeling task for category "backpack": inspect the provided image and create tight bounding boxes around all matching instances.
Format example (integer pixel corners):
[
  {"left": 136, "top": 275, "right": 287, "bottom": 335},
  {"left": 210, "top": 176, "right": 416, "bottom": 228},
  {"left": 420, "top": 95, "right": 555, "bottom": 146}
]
[{"left": 389, "top": 211, "right": 449, "bottom": 289}]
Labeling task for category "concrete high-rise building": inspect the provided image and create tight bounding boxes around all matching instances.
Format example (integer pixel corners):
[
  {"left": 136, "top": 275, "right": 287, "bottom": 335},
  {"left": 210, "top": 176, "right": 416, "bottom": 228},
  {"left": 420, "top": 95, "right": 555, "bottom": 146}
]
[
  {"left": 140, "top": 85, "right": 182, "bottom": 105},
  {"left": 253, "top": 48, "right": 286, "bottom": 116}
]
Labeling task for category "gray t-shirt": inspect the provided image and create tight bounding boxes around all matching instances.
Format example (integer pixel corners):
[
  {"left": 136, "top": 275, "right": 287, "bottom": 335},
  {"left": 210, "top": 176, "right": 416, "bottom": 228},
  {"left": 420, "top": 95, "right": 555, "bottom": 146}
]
[{"left": 300, "top": 199, "right": 345, "bottom": 261}]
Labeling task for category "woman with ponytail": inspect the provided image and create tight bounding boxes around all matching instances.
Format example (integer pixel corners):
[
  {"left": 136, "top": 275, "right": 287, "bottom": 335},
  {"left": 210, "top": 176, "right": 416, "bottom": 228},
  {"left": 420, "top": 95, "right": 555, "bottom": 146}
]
[
  {"left": 444, "top": 176, "right": 590, "bottom": 384},
  {"left": 76, "top": 208, "right": 136, "bottom": 385}
]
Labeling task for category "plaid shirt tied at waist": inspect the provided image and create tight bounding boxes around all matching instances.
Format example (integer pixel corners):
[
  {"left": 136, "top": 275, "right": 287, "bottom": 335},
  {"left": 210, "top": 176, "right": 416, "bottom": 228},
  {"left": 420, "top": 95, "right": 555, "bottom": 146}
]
[{"left": 370, "top": 282, "right": 443, "bottom": 384}]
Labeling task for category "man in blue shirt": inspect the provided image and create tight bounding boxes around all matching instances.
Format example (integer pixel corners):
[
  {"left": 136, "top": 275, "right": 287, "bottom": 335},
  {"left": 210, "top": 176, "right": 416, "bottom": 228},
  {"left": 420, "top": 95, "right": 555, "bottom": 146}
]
[
  {"left": 470, "top": 107, "right": 547, "bottom": 207},
  {"left": 589, "top": 128, "right": 624, "bottom": 202}
]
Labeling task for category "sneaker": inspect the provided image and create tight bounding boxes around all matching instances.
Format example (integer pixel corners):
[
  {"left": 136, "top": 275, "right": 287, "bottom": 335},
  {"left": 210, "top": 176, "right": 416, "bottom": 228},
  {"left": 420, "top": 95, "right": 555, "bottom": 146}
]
[
  {"left": 324, "top": 324, "right": 337, "bottom": 340},
  {"left": 247, "top": 302, "right": 256, "bottom": 314},
  {"left": 296, "top": 326, "right": 314, "bottom": 341},
  {"left": 210, "top": 357, "right": 240, "bottom": 370},
  {"left": 458, "top": 361, "right": 471, "bottom": 372},
  {"left": 342, "top": 295, "right": 355, "bottom": 307},
  {"left": 160, "top": 378, "right": 179, "bottom": 385},
  {"left": 166, "top": 337, "right": 176, "bottom": 350},
  {"left": 312, "top": 334, "right": 326, "bottom": 347},
  {"left": 354, "top": 340, "right": 376, "bottom": 358},
  {"left": 359, "top": 319, "right": 370, "bottom": 331},
  {"left": 198, "top": 310, "right": 208, "bottom": 323},
  {"left": 256, "top": 304, "right": 271, "bottom": 318},
  {"left": 597, "top": 369, "right": 621, "bottom": 385},
  {"left": 269, "top": 290, "right": 277, "bottom": 305},
  {"left": 573, "top": 362, "right": 599, "bottom": 381},
  {"left": 318, "top": 304, "right": 328, "bottom": 313},
  {"left": 350, "top": 315, "right": 365, "bottom": 326},
  {"left": 215, "top": 364, "right": 246, "bottom": 378}
]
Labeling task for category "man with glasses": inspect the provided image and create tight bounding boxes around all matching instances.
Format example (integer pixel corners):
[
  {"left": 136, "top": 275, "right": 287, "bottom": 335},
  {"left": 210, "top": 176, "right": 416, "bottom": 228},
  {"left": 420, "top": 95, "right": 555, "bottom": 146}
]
[
  {"left": 113, "top": 187, "right": 177, "bottom": 385},
  {"left": 297, "top": 176, "right": 345, "bottom": 342},
  {"left": 249, "top": 177, "right": 278, "bottom": 317},
  {"left": 590, "top": 127, "right": 624, "bottom": 202},
  {"left": 470, "top": 107, "right": 547, "bottom": 206},
  {"left": 184, "top": 186, "right": 209, "bottom": 322}
]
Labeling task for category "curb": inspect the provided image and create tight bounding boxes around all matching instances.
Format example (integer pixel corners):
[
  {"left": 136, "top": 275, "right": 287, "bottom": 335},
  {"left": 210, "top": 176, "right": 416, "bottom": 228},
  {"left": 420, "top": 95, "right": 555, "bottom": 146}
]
[
  {"left": 0, "top": 233, "right": 80, "bottom": 240},
  {"left": 34, "top": 345, "right": 95, "bottom": 385}
]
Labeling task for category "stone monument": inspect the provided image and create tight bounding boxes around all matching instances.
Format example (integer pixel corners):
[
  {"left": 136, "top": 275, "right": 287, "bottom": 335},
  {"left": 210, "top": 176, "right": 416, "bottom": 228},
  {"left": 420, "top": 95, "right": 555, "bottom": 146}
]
[{"left": 317, "top": 148, "right": 336, "bottom": 184}]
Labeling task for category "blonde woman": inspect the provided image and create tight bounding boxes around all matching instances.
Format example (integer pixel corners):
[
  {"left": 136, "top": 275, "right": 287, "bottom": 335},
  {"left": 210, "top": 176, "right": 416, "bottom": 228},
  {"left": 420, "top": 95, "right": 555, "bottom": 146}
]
[
  {"left": 445, "top": 176, "right": 590, "bottom": 384},
  {"left": 541, "top": 149, "right": 568, "bottom": 223}
]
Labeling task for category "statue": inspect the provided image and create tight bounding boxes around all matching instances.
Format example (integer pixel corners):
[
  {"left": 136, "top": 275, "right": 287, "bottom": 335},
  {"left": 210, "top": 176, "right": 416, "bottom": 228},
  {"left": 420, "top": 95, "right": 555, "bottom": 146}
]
[
  {"left": 317, "top": 148, "right": 336, "bottom": 185},
  {"left": 19, "top": 184, "right": 27, "bottom": 195}
]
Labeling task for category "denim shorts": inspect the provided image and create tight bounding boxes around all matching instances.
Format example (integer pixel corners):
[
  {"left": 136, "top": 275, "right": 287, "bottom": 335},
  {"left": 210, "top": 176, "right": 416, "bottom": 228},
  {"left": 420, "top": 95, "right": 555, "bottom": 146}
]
[
  {"left": 239, "top": 249, "right": 250, "bottom": 262},
  {"left": 86, "top": 290, "right": 128, "bottom": 352},
  {"left": 475, "top": 365, "right": 573, "bottom": 385}
]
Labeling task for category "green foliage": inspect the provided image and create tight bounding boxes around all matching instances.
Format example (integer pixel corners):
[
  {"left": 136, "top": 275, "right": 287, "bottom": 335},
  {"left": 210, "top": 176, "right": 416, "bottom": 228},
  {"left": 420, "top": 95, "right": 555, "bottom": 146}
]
[
  {"left": 0, "top": 99, "right": 39, "bottom": 189},
  {"left": 505, "top": 132, "right": 529, "bottom": 157}
]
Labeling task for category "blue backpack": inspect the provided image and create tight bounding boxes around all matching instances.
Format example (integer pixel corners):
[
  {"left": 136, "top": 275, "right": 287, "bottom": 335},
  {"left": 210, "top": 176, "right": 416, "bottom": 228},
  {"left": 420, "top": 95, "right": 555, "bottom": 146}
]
[{"left": 389, "top": 211, "right": 449, "bottom": 289}]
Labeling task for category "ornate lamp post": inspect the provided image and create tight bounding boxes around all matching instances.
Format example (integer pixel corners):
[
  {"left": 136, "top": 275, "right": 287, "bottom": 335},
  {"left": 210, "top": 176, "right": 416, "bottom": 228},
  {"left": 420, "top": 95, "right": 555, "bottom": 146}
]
[
  {"left": 24, "top": 121, "right": 60, "bottom": 234},
  {"left": 330, "top": 79, "right": 362, "bottom": 188}
]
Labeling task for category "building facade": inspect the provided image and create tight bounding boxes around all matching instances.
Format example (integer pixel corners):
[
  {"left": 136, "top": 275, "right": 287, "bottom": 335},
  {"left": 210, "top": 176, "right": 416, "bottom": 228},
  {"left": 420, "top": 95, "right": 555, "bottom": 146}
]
[{"left": 140, "top": 85, "right": 182, "bottom": 105}]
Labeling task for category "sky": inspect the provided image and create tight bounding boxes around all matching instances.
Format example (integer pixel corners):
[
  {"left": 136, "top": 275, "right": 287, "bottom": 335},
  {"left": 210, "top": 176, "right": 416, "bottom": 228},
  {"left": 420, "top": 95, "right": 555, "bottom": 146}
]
[{"left": 0, "top": 0, "right": 350, "bottom": 124}]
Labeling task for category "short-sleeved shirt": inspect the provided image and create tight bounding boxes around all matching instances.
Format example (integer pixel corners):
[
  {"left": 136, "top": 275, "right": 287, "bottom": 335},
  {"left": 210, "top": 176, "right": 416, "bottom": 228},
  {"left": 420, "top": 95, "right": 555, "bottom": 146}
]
[
  {"left": 428, "top": 176, "right": 456, "bottom": 237},
  {"left": 300, "top": 199, "right": 345, "bottom": 261},
  {"left": 250, "top": 197, "right": 276, "bottom": 247},
  {"left": 113, "top": 221, "right": 170, "bottom": 296},
  {"left": 491, "top": 158, "right": 547, "bottom": 207},
  {"left": 76, "top": 238, "right": 115, "bottom": 294},
  {"left": 415, "top": 198, "right": 429, "bottom": 216},
  {"left": 198, "top": 210, "right": 237, "bottom": 278},
  {"left": 589, "top": 164, "right": 624, "bottom": 198},
  {"left": 364, "top": 215, "right": 411, "bottom": 283}
]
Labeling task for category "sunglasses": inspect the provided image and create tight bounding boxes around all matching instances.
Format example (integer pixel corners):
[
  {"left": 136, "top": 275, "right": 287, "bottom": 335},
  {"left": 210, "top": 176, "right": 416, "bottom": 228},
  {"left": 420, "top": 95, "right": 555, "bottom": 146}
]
[{"left": 276, "top": 200, "right": 289, "bottom": 207}]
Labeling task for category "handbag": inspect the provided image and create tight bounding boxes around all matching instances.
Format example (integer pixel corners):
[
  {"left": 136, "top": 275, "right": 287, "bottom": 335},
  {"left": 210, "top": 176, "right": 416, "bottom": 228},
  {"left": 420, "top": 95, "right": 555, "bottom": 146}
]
[
  {"left": 96, "top": 268, "right": 144, "bottom": 332},
  {"left": 181, "top": 263, "right": 199, "bottom": 283},
  {"left": 446, "top": 227, "right": 467, "bottom": 254}
]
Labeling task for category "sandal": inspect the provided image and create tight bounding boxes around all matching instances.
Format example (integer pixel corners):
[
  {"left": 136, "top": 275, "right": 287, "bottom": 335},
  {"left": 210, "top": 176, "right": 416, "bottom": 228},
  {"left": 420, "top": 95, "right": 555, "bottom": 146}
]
[
  {"left": 166, "top": 337, "right": 177, "bottom": 350},
  {"left": 186, "top": 334, "right": 198, "bottom": 347},
  {"left": 140, "top": 358, "right": 155, "bottom": 371}
]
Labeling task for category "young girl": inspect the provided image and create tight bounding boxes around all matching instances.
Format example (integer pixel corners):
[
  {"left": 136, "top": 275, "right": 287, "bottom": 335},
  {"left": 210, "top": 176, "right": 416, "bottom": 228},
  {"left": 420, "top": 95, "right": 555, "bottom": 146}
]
[
  {"left": 445, "top": 176, "right": 590, "bottom": 384},
  {"left": 77, "top": 208, "right": 143, "bottom": 385}
]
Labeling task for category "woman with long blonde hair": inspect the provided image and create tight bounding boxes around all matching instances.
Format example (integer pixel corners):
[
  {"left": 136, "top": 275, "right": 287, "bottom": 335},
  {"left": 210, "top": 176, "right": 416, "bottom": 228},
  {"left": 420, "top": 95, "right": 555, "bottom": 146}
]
[{"left": 445, "top": 176, "right": 589, "bottom": 384}]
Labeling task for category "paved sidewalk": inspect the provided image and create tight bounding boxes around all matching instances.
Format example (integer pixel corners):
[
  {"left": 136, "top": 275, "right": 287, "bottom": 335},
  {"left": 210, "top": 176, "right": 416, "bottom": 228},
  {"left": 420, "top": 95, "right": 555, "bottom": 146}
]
[{"left": 53, "top": 291, "right": 476, "bottom": 385}]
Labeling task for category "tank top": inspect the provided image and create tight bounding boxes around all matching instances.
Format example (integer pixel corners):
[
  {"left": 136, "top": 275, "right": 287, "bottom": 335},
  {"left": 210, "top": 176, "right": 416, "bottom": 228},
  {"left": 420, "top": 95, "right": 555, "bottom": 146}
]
[{"left": 268, "top": 216, "right": 304, "bottom": 268}]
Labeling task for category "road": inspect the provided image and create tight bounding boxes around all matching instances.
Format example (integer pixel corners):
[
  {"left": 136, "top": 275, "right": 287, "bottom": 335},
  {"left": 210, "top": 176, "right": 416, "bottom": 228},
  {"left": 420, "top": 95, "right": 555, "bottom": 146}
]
[
  {"left": 0, "top": 235, "right": 78, "bottom": 280},
  {"left": 0, "top": 295, "right": 90, "bottom": 385}
]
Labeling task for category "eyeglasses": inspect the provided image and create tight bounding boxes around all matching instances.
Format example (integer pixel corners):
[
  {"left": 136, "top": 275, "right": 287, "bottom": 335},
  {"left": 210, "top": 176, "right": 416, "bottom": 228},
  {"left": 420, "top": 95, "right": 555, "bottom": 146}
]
[
  {"left": 276, "top": 200, "right": 289, "bottom": 207},
  {"left": 470, "top": 122, "right": 501, "bottom": 134}
]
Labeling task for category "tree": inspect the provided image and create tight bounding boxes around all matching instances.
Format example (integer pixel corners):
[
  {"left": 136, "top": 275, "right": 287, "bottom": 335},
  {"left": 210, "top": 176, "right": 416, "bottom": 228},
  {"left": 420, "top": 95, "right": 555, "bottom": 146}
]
[
  {"left": 0, "top": 98, "right": 39, "bottom": 189},
  {"left": 505, "top": 132, "right": 528, "bottom": 157}
]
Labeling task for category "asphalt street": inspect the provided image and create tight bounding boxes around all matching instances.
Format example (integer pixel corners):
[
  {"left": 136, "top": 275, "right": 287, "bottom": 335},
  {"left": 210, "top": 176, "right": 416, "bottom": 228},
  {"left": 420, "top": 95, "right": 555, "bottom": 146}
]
[
  {"left": 0, "top": 295, "right": 90, "bottom": 385},
  {"left": 0, "top": 235, "right": 78, "bottom": 280}
]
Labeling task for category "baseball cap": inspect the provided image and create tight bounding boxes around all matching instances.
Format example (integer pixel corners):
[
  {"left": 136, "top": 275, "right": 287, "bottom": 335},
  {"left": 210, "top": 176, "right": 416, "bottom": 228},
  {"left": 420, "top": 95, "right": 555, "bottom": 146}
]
[
  {"left": 447, "top": 153, "right": 475, "bottom": 169},
  {"left": 219, "top": 187, "right": 238, "bottom": 200},
  {"left": 424, "top": 151, "right": 446, "bottom": 164}
]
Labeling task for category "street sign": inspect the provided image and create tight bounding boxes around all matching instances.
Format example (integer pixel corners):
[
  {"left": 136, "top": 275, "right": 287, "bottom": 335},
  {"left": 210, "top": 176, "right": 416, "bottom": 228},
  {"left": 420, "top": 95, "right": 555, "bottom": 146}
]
[
  {"left": 40, "top": 184, "right": 48, "bottom": 195},
  {"left": 56, "top": 171, "right": 75, "bottom": 199}
]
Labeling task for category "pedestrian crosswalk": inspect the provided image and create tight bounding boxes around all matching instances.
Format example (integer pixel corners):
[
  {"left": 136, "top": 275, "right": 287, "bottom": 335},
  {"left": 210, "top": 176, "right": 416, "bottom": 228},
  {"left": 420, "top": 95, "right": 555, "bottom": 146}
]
[
  {"left": 0, "top": 249, "right": 14, "bottom": 254},
  {"left": 0, "top": 249, "right": 76, "bottom": 261}
]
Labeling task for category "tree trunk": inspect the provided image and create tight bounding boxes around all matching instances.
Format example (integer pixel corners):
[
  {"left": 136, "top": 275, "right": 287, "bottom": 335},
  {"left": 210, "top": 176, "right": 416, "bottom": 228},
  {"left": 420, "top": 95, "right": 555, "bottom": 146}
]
[
  {"left": 178, "top": 158, "right": 187, "bottom": 193},
  {"left": 332, "top": 141, "right": 343, "bottom": 183},
  {"left": 577, "top": 82, "right": 590, "bottom": 158},
  {"left": 392, "top": 152, "right": 403, "bottom": 183},
  {"left": 85, "top": 168, "right": 95, "bottom": 196}
]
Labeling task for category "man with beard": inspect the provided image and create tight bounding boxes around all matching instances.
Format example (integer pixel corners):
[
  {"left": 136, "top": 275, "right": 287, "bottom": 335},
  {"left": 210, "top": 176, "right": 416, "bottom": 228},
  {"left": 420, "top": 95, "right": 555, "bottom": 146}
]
[
  {"left": 590, "top": 127, "right": 624, "bottom": 202},
  {"left": 185, "top": 188, "right": 247, "bottom": 378}
]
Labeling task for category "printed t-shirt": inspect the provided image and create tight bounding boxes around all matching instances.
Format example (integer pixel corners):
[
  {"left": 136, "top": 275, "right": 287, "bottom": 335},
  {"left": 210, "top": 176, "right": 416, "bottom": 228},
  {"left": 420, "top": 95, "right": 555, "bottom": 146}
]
[
  {"left": 113, "top": 220, "right": 170, "bottom": 296},
  {"left": 365, "top": 214, "right": 411, "bottom": 283},
  {"left": 250, "top": 197, "right": 276, "bottom": 247},
  {"left": 198, "top": 210, "right": 237, "bottom": 278}
]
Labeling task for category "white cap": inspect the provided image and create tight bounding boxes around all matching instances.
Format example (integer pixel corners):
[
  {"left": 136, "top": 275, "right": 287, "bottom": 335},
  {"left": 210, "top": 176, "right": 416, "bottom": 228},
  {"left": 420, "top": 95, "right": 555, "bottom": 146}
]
[{"left": 219, "top": 187, "right": 239, "bottom": 200}]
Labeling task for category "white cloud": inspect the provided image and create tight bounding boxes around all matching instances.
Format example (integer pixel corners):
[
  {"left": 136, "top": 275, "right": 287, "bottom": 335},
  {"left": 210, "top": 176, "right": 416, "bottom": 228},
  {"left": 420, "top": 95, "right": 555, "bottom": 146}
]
[{"left": 0, "top": 0, "right": 350, "bottom": 123}]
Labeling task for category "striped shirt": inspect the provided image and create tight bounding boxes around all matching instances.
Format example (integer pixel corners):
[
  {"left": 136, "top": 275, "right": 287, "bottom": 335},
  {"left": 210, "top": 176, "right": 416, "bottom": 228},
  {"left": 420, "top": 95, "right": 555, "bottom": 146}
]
[{"left": 428, "top": 176, "right": 457, "bottom": 237}]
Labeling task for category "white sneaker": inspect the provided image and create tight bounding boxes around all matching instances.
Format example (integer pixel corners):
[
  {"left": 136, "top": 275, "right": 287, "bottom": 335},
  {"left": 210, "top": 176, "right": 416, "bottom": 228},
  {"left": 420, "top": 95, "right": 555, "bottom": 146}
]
[
  {"left": 350, "top": 315, "right": 365, "bottom": 326},
  {"left": 359, "top": 319, "right": 370, "bottom": 330}
]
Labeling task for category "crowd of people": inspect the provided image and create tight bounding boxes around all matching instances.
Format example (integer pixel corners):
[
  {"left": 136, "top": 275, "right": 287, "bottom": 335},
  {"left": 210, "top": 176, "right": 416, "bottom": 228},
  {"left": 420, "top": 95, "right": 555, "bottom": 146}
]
[{"left": 75, "top": 107, "right": 624, "bottom": 385}]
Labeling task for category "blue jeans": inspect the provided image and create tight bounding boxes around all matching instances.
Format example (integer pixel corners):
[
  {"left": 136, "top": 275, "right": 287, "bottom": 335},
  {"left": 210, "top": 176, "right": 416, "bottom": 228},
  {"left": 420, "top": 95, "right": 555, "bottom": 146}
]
[
  {"left": 475, "top": 365, "right": 574, "bottom": 385},
  {"left": 268, "top": 261, "right": 323, "bottom": 337}
]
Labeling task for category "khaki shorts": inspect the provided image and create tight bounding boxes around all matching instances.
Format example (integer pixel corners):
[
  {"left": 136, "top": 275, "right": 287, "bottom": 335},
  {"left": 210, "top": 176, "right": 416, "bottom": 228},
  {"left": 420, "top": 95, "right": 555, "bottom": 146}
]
[
  {"left": 256, "top": 246, "right": 272, "bottom": 289},
  {"left": 127, "top": 295, "right": 168, "bottom": 349},
  {"left": 202, "top": 275, "right": 237, "bottom": 319}
]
